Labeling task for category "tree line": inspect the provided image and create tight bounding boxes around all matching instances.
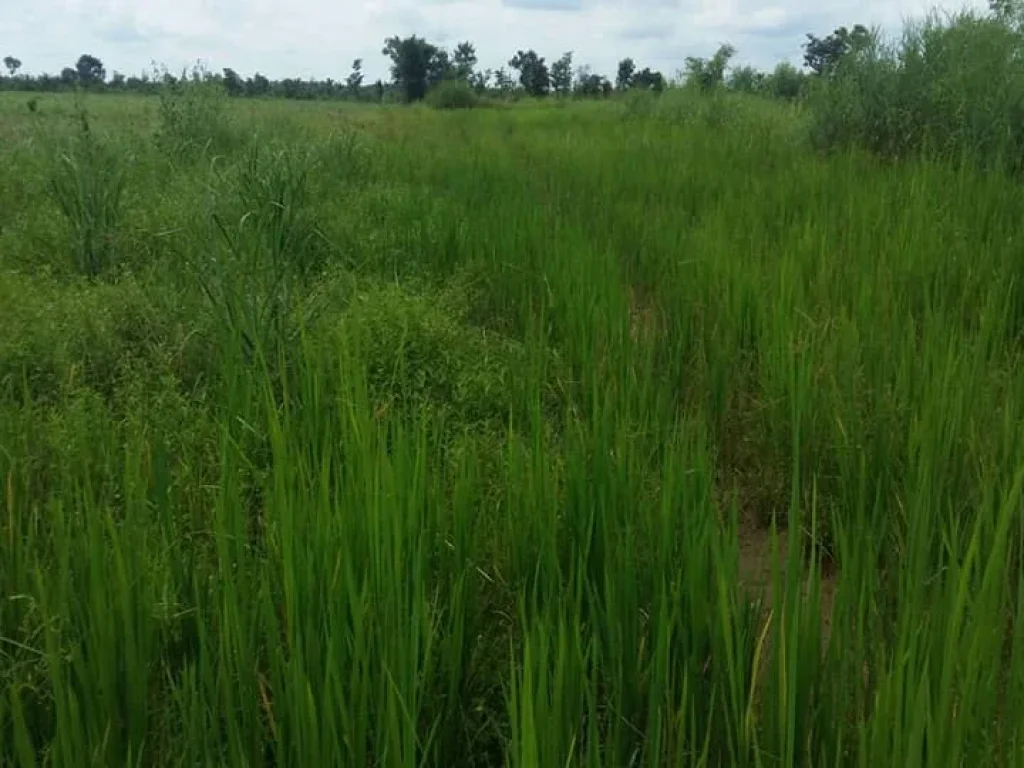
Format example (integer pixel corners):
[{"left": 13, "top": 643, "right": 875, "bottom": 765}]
[{"left": 0, "top": 26, "right": 871, "bottom": 103}]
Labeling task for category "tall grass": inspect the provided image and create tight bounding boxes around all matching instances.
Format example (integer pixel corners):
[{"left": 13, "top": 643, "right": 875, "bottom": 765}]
[
  {"left": 3, "top": 72, "right": 1024, "bottom": 766},
  {"left": 809, "top": 7, "right": 1024, "bottom": 174},
  {"left": 45, "top": 105, "right": 127, "bottom": 278}
]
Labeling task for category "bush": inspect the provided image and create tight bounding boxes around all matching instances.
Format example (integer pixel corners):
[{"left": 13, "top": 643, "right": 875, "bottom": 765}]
[
  {"left": 426, "top": 80, "right": 480, "bottom": 110},
  {"left": 0, "top": 270, "right": 211, "bottom": 404},
  {"left": 808, "top": 9, "right": 1024, "bottom": 173},
  {"left": 154, "top": 64, "right": 242, "bottom": 161},
  {"left": 336, "top": 281, "right": 560, "bottom": 429}
]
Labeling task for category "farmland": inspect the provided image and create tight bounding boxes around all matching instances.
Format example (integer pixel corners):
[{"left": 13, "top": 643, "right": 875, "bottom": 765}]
[{"left": 3, "top": 73, "right": 1024, "bottom": 765}]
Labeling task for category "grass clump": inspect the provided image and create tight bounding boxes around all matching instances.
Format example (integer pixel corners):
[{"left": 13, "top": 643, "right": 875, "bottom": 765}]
[
  {"left": 154, "top": 64, "right": 241, "bottom": 162},
  {"left": 45, "top": 105, "right": 127, "bottom": 279}
]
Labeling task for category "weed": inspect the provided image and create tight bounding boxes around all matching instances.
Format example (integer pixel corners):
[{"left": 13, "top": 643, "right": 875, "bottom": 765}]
[{"left": 45, "top": 103, "right": 126, "bottom": 278}]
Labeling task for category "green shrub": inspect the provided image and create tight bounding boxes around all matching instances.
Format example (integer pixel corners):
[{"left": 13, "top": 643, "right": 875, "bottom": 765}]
[
  {"left": 809, "top": 9, "right": 1024, "bottom": 173},
  {"left": 0, "top": 270, "right": 212, "bottom": 404},
  {"left": 337, "top": 281, "right": 558, "bottom": 429},
  {"left": 427, "top": 79, "right": 480, "bottom": 110}
]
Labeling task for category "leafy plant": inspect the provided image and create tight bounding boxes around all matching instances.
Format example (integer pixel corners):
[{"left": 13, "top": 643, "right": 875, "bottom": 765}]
[
  {"left": 190, "top": 143, "right": 329, "bottom": 367},
  {"left": 46, "top": 104, "right": 127, "bottom": 278},
  {"left": 154, "top": 63, "right": 238, "bottom": 162}
]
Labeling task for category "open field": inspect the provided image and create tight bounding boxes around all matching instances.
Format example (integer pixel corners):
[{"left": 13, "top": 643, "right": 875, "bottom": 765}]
[{"left": 3, "top": 87, "right": 1024, "bottom": 765}]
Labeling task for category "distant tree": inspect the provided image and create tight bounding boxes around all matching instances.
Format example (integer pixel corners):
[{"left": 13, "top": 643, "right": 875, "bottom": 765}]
[
  {"left": 222, "top": 67, "right": 244, "bottom": 96},
  {"left": 375, "top": 79, "right": 385, "bottom": 102},
  {"left": 991, "top": 0, "right": 1024, "bottom": 26},
  {"left": 728, "top": 64, "right": 764, "bottom": 93},
  {"left": 766, "top": 61, "right": 806, "bottom": 99},
  {"left": 3, "top": 56, "right": 21, "bottom": 77},
  {"left": 632, "top": 66, "right": 665, "bottom": 92},
  {"left": 347, "top": 58, "right": 364, "bottom": 98},
  {"left": 575, "top": 65, "right": 612, "bottom": 98},
  {"left": 509, "top": 49, "right": 550, "bottom": 96},
  {"left": 493, "top": 66, "right": 515, "bottom": 96},
  {"left": 109, "top": 71, "right": 126, "bottom": 89},
  {"left": 616, "top": 57, "right": 636, "bottom": 90},
  {"left": 469, "top": 69, "right": 491, "bottom": 94},
  {"left": 551, "top": 51, "right": 574, "bottom": 95},
  {"left": 75, "top": 53, "right": 105, "bottom": 87},
  {"left": 60, "top": 67, "right": 78, "bottom": 87},
  {"left": 802, "top": 25, "right": 872, "bottom": 76},
  {"left": 248, "top": 72, "right": 271, "bottom": 96},
  {"left": 382, "top": 34, "right": 447, "bottom": 102},
  {"left": 429, "top": 49, "right": 453, "bottom": 84},
  {"left": 452, "top": 41, "right": 477, "bottom": 80},
  {"left": 684, "top": 43, "right": 736, "bottom": 91}
]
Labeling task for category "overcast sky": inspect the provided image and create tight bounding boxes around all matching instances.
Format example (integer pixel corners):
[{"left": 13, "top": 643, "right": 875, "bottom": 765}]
[{"left": 2, "top": 0, "right": 989, "bottom": 83}]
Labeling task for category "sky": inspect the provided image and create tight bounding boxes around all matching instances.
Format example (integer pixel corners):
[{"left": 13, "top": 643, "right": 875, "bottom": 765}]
[{"left": 1, "top": 0, "right": 991, "bottom": 84}]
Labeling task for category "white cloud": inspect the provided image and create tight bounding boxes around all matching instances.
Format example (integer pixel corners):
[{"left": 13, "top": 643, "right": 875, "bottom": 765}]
[{"left": 0, "top": 0, "right": 991, "bottom": 83}]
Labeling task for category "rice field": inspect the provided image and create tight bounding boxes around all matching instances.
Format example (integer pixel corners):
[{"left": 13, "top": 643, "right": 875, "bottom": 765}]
[{"left": 3, "top": 87, "right": 1024, "bottom": 766}]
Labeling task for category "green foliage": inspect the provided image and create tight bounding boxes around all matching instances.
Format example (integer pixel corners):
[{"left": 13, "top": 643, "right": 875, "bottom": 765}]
[
  {"left": 154, "top": 65, "right": 238, "bottom": 161},
  {"left": 684, "top": 43, "right": 737, "bottom": 91},
  {"left": 74, "top": 53, "right": 105, "bottom": 88},
  {"left": 382, "top": 34, "right": 448, "bottom": 103},
  {"left": 509, "top": 49, "right": 550, "bottom": 97},
  {"left": 190, "top": 142, "right": 328, "bottom": 366},
  {"left": 550, "top": 51, "right": 574, "bottom": 95},
  {"left": 766, "top": 61, "right": 808, "bottom": 100},
  {"left": 6, "top": 88, "right": 1024, "bottom": 766},
  {"left": 339, "top": 282, "right": 540, "bottom": 427},
  {"left": 574, "top": 66, "right": 612, "bottom": 98},
  {"left": 616, "top": 57, "right": 636, "bottom": 90},
  {"left": 802, "top": 24, "right": 874, "bottom": 76},
  {"left": 45, "top": 105, "right": 127, "bottom": 279},
  {"left": 426, "top": 79, "right": 480, "bottom": 109},
  {"left": 0, "top": 269, "right": 211, "bottom": 403},
  {"left": 808, "top": 9, "right": 1024, "bottom": 173},
  {"left": 345, "top": 58, "right": 363, "bottom": 99},
  {"left": 451, "top": 41, "right": 478, "bottom": 81}
]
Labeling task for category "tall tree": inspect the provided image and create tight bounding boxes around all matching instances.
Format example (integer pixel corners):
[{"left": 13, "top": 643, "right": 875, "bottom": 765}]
[
  {"left": 550, "top": 51, "right": 574, "bottom": 95},
  {"left": 429, "top": 49, "right": 453, "bottom": 84},
  {"left": 75, "top": 53, "right": 105, "bottom": 87},
  {"left": 508, "top": 49, "right": 550, "bottom": 97},
  {"left": 469, "top": 69, "right": 491, "bottom": 94},
  {"left": 991, "top": 0, "right": 1024, "bottom": 26},
  {"left": 632, "top": 66, "right": 665, "bottom": 92},
  {"left": 222, "top": 67, "right": 244, "bottom": 96},
  {"left": 728, "top": 65, "right": 763, "bottom": 93},
  {"left": 382, "top": 35, "right": 445, "bottom": 101},
  {"left": 248, "top": 72, "right": 271, "bottom": 96},
  {"left": 3, "top": 56, "right": 21, "bottom": 77},
  {"left": 347, "top": 58, "right": 364, "bottom": 98},
  {"left": 452, "top": 41, "right": 477, "bottom": 80},
  {"left": 493, "top": 67, "right": 515, "bottom": 95},
  {"left": 616, "top": 57, "right": 636, "bottom": 90},
  {"left": 802, "top": 25, "right": 871, "bottom": 76},
  {"left": 684, "top": 43, "right": 736, "bottom": 91},
  {"left": 575, "top": 65, "right": 611, "bottom": 98}
]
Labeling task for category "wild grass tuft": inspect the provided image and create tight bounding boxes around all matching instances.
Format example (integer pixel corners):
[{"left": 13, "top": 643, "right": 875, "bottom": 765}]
[{"left": 45, "top": 104, "right": 127, "bottom": 278}]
